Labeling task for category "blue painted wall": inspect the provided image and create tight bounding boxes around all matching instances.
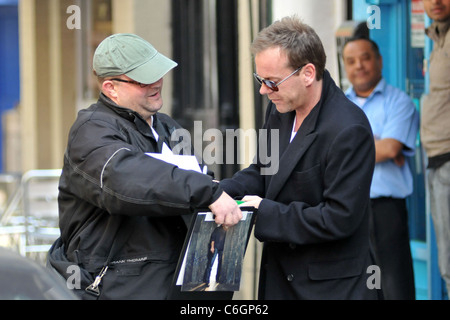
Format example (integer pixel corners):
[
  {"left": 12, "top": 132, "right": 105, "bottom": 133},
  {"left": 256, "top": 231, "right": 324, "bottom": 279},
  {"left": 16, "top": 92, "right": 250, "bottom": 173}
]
[{"left": 0, "top": 0, "right": 20, "bottom": 172}]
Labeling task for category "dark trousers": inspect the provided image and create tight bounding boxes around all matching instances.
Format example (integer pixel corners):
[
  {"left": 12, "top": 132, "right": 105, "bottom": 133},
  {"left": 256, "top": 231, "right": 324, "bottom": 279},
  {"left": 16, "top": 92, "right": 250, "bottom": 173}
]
[
  {"left": 204, "top": 250, "right": 223, "bottom": 284},
  {"left": 370, "top": 197, "right": 416, "bottom": 300}
]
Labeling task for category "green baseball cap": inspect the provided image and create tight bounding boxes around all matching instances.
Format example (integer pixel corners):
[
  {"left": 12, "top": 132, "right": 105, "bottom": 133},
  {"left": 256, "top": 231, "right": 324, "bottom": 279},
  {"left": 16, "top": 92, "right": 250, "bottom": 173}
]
[{"left": 93, "top": 33, "right": 177, "bottom": 84}]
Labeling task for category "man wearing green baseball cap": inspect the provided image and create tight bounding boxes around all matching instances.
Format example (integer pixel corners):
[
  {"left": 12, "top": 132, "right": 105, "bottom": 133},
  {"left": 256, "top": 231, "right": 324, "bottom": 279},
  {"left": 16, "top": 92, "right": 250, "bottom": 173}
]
[
  {"left": 47, "top": 34, "right": 242, "bottom": 300},
  {"left": 92, "top": 33, "right": 178, "bottom": 126}
]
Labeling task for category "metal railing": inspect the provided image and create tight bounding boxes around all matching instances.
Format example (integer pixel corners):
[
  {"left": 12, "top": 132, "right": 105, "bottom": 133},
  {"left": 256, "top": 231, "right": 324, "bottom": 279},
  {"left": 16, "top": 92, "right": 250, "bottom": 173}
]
[{"left": 0, "top": 169, "right": 62, "bottom": 265}]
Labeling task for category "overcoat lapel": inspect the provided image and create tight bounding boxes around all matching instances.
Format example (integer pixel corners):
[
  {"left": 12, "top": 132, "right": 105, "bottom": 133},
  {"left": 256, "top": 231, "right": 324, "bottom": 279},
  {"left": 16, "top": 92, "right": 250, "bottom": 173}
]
[{"left": 265, "top": 99, "right": 321, "bottom": 200}]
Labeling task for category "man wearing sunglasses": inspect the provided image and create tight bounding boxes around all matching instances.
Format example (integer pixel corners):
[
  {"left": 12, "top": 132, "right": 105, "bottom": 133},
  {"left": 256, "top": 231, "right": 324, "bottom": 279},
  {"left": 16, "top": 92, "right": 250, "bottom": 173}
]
[
  {"left": 48, "top": 34, "right": 241, "bottom": 300},
  {"left": 221, "top": 16, "right": 378, "bottom": 300}
]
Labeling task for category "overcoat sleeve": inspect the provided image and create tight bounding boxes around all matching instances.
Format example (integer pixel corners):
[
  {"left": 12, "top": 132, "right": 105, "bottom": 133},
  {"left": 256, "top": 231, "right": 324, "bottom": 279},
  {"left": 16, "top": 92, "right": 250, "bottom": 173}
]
[{"left": 62, "top": 113, "right": 222, "bottom": 218}]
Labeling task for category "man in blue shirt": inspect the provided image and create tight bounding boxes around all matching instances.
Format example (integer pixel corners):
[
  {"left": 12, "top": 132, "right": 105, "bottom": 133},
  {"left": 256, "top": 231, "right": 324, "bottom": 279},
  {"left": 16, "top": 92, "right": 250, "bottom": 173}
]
[{"left": 343, "top": 37, "right": 419, "bottom": 299}]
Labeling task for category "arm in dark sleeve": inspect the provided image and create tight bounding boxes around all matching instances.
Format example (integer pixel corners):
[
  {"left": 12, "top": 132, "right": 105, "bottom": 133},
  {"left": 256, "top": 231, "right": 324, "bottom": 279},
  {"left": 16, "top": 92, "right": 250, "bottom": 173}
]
[
  {"left": 220, "top": 163, "right": 265, "bottom": 198},
  {"left": 62, "top": 120, "right": 222, "bottom": 217}
]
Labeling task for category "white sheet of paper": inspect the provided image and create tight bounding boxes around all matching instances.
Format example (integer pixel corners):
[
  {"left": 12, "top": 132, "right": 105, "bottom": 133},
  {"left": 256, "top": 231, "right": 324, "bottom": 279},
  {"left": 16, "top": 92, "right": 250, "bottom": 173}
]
[{"left": 146, "top": 152, "right": 202, "bottom": 173}]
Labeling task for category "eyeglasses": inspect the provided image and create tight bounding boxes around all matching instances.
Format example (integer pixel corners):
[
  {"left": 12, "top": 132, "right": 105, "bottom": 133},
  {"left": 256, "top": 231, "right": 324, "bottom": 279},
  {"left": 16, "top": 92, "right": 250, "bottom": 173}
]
[
  {"left": 110, "top": 78, "right": 150, "bottom": 88},
  {"left": 253, "top": 65, "right": 306, "bottom": 92}
]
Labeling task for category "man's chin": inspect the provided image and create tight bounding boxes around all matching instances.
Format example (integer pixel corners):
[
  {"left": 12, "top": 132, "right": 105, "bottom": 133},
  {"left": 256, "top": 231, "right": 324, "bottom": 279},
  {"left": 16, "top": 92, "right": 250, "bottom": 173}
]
[{"left": 274, "top": 102, "right": 291, "bottom": 114}]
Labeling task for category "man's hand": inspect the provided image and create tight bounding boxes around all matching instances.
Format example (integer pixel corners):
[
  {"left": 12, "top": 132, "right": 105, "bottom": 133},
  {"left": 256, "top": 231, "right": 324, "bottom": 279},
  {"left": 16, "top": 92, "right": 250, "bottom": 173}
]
[
  {"left": 394, "top": 153, "right": 405, "bottom": 167},
  {"left": 241, "top": 195, "right": 263, "bottom": 209},
  {"left": 209, "top": 192, "right": 243, "bottom": 227}
]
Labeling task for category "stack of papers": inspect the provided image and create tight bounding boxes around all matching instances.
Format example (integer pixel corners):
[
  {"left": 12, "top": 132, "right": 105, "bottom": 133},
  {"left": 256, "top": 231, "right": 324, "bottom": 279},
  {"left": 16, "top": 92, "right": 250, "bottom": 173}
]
[{"left": 146, "top": 152, "right": 203, "bottom": 173}]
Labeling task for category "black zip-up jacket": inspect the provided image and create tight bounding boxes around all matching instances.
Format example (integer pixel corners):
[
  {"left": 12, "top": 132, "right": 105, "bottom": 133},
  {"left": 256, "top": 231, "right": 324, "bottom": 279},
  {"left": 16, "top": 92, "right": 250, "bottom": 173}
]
[{"left": 56, "top": 93, "right": 222, "bottom": 299}]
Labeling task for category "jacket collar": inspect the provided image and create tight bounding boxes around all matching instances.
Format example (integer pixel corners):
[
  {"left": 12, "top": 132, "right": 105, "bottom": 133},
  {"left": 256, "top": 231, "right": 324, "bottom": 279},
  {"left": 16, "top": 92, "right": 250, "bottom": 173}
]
[
  {"left": 345, "top": 78, "right": 386, "bottom": 102},
  {"left": 426, "top": 18, "right": 450, "bottom": 43},
  {"left": 273, "top": 70, "right": 333, "bottom": 145},
  {"left": 99, "top": 93, "right": 158, "bottom": 141}
]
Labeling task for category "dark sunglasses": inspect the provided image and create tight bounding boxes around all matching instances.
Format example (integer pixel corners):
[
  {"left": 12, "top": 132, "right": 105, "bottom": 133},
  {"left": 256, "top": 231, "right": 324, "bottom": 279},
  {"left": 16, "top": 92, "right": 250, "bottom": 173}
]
[
  {"left": 110, "top": 78, "right": 150, "bottom": 88},
  {"left": 253, "top": 64, "right": 306, "bottom": 92}
]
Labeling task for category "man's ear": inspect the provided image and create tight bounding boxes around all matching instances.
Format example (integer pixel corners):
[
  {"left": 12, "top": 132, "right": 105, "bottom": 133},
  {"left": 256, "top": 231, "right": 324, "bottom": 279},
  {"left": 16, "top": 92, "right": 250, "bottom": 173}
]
[
  {"left": 303, "top": 63, "right": 316, "bottom": 87},
  {"left": 102, "top": 80, "right": 119, "bottom": 101}
]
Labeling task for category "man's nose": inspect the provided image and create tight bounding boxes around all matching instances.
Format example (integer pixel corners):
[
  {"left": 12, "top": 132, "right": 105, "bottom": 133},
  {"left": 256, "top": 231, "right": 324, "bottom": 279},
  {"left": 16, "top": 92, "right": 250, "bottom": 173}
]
[
  {"left": 355, "top": 59, "right": 364, "bottom": 69},
  {"left": 259, "top": 83, "right": 273, "bottom": 95}
]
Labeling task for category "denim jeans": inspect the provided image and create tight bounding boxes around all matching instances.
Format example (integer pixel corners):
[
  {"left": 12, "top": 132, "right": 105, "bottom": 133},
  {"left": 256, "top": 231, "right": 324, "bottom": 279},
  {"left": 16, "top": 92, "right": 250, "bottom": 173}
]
[{"left": 428, "top": 160, "right": 450, "bottom": 295}]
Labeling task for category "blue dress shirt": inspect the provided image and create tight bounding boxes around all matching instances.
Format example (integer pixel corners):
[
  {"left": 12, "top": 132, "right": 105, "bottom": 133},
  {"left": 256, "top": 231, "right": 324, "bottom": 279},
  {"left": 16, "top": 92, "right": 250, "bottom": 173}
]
[{"left": 346, "top": 79, "right": 419, "bottom": 198}]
